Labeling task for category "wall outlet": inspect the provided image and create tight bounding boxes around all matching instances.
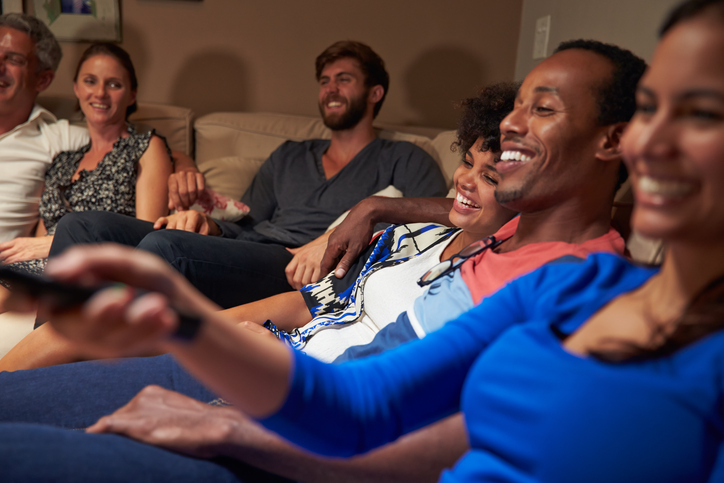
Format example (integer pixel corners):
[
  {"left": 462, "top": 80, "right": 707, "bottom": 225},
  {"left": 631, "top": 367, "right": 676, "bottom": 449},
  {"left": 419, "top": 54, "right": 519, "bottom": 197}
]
[{"left": 533, "top": 15, "right": 551, "bottom": 60}]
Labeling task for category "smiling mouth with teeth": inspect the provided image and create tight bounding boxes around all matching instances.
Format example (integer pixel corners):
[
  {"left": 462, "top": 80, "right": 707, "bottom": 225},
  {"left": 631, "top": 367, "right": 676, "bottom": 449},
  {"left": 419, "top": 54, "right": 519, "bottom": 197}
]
[
  {"left": 500, "top": 150, "right": 532, "bottom": 162},
  {"left": 456, "top": 192, "right": 481, "bottom": 209},
  {"left": 90, "top": 103, "right": 110, "bottom": 109},
  {"left": 638, "top": 175, "right": 695, "bottom": 198}
]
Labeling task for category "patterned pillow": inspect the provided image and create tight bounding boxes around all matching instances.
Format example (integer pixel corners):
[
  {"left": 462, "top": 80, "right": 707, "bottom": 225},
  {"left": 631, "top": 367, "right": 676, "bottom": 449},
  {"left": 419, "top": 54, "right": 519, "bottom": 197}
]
[{"left": 189, "top": 188, "right": 250, "bottom": 222}]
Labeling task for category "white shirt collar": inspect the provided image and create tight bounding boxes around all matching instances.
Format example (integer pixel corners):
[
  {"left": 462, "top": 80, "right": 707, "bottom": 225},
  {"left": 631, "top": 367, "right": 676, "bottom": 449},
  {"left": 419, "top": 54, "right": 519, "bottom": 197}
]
[{"left": 27, "top": 104, "right": 59, "bottom": 124}]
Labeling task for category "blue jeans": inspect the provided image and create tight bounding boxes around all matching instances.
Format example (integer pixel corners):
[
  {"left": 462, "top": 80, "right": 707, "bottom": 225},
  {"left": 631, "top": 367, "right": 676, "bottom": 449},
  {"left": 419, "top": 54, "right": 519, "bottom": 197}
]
[
  {"left": 0, "top": 355, "right": 291, "bottom": 482},
  {"left": 0, "top": 424, "right": 290, "bottom": 482},
  {"left": 0, "top": 355, "right": 216, "bottom": 427},
  {"left": 49, "top": 211, "right": 294, "bottom": 308}
]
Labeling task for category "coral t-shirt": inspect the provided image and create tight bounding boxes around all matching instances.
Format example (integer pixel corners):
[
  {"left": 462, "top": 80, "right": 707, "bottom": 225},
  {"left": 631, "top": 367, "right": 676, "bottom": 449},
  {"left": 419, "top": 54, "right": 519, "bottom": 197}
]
[{"left": 461, "top": 217, "right": 626, "bottom": 304}]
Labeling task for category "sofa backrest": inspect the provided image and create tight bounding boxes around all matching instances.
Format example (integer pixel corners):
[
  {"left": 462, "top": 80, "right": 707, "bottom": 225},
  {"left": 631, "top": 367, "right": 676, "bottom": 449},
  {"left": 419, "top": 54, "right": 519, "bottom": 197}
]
[
  {"left": 194, "top": 112, "right": 461, "bottom": 201},
  {"left": 37, "top": 96, "right": 195, "bottom": 156}
]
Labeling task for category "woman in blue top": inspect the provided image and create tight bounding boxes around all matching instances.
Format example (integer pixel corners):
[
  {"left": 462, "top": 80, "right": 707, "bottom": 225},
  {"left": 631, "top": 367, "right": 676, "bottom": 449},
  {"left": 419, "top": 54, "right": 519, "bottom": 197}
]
[{"left": 28, "top": 1, "right": 724, "bottom": 481}]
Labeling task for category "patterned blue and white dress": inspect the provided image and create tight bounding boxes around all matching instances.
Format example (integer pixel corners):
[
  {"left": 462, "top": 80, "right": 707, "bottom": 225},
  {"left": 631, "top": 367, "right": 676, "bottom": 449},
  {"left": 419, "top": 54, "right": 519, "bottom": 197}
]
[{"left": 266, "top": 223, "right": 458, "bottom": 362}]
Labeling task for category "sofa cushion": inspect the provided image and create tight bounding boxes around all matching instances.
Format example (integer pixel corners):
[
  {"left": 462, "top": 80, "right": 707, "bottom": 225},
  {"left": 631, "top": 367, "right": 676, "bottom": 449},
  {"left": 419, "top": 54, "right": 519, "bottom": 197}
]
[
  {"left": 430, "top": 130, "right": 460, "bottom": 188},
  {"left": 194, "top": 113, "right": 329, "bottom": 168},
  {"left": 130, "top": 102, "right": 195, "bottom": 156},
  {"left": 325, "top": 185, "right": 405, "bottom": 231},
  {"left": 198, "top": 155, "right": 265, "bottom": 201}
]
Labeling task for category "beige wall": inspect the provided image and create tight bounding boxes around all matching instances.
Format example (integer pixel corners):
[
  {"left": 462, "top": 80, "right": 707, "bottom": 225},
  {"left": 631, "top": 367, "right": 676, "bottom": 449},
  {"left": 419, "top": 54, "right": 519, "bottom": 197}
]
[
  {"left": 32, "top": 0, "right": 523, "bottom": 129},
  {"left": 514, "top": 0, "right": 682, "bottom": 80}
]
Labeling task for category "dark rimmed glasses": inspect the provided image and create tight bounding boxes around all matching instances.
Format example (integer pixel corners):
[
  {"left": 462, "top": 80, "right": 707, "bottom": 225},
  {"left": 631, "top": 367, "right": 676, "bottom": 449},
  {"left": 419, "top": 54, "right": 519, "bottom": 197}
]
[{"left": 417, "top": 235, "right": 501, "bottom": 287}]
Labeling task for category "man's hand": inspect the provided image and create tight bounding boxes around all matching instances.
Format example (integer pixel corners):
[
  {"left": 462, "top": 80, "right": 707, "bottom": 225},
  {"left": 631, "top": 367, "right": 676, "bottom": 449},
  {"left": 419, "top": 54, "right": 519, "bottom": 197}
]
[
  {"left": 320, "top": 203, "right": 377, "bottom": 279},
  {"left": 168, "top": 151, "right": 205, "bottom": 212},
  {"left": 320, "top": 196, "right": 455, "bottom": 279},
  {"left": 284, "top": 231, "right": 333, "bottom": 289},
  {"left": 87, "top": 385, "right": 243, "bottom": 459},
  {"left": 168, "top": 171, "right": 206, "bottom": 212},
  {"left": 0, "top": 236, "right": 53, "bottom": 264},
  {"left": 154, "top": 210, "right": 220, "bottom": 236}
]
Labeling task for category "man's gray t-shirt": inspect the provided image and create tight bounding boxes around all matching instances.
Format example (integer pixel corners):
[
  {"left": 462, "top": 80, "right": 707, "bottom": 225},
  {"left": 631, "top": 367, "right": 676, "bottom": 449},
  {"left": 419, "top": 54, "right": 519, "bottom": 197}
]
[{"left": 226, "top": 138, "right": 447, "bottom": 247}]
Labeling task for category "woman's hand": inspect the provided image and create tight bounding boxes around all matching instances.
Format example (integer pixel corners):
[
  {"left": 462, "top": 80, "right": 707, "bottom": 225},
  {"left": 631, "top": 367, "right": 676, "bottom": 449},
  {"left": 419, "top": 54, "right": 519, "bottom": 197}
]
[
  {"left": 0, "top": 236, "right": 53, "bottom": 264},
  {"left": 154, "top": 210, "right": 220, "bottom": 236},
  {"left": 284, "top": 230, "right": 333, "bottom": 289},
  {"left": 43, "top": 244, "right": 218, "bottom": 359}
]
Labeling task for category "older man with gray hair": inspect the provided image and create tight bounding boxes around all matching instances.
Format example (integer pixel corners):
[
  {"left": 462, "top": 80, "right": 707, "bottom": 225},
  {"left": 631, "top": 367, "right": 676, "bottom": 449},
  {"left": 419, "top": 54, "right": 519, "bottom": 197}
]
[{"left": 0, "top": 13, "right": 88, "bottom": 243}]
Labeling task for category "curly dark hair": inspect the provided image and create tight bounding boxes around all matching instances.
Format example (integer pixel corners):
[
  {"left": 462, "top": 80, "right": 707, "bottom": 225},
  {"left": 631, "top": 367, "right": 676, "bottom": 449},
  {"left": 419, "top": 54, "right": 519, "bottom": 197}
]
[
  {"left": 660, "top": 0, "right": 724, "bottom": 35},
  {"left": 554, "top": 39, "right": 647, "bottom": 190},
  {"left": 451, "top": 81, "right": 519, "bottom": 158},
  {"left": 315, "top": 41, "right": 389, "bottom": 118}
]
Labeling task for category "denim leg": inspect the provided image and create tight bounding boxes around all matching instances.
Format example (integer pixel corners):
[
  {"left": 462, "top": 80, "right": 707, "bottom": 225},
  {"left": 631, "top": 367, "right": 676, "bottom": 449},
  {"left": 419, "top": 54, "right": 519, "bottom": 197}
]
[
  {"left": 49, "top": 211, "right": 155, "bottom": 257},
  {"left": 0, "top": 354, "right": 217, "bottom": 428},
  {"left": 50, "top": 212, "right": 294, "bottom": 307},
  {"left": 137, "top": 229, "right": 294, "bottom": 308},
  {"left": 0, "top": 423, "right": 292, "bottom": 483}
]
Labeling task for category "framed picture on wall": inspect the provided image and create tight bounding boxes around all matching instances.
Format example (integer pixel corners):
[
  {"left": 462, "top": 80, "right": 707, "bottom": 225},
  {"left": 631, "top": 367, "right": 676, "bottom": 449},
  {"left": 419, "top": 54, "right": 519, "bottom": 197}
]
[
  {"left": 1, "top": 0, "right": 25, "bottom": 13},
  {"left": 33, "top": 0, "right": 121, "bottom": 42}
]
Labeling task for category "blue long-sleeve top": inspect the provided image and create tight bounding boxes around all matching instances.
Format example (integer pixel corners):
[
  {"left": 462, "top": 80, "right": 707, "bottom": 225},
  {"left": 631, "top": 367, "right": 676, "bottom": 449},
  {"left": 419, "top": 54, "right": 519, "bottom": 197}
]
[{"left": 262, "top": 253, "right": 724, "bottom": 483}]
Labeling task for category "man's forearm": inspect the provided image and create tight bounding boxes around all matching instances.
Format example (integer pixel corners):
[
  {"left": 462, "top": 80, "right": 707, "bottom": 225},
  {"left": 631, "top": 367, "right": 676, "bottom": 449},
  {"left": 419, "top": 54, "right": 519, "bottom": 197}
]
[
  {"left": 221, "top": 411, "right": 466, "bottom": 483},
  {"left": 171, "top": 150, "right": 198, "bottom": 173},
  {"left": 320, "top": 196, "right": 454, "bottom": 277},
  {"left": 360, "top": 196, "right": 454, "bottom": 227}
]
